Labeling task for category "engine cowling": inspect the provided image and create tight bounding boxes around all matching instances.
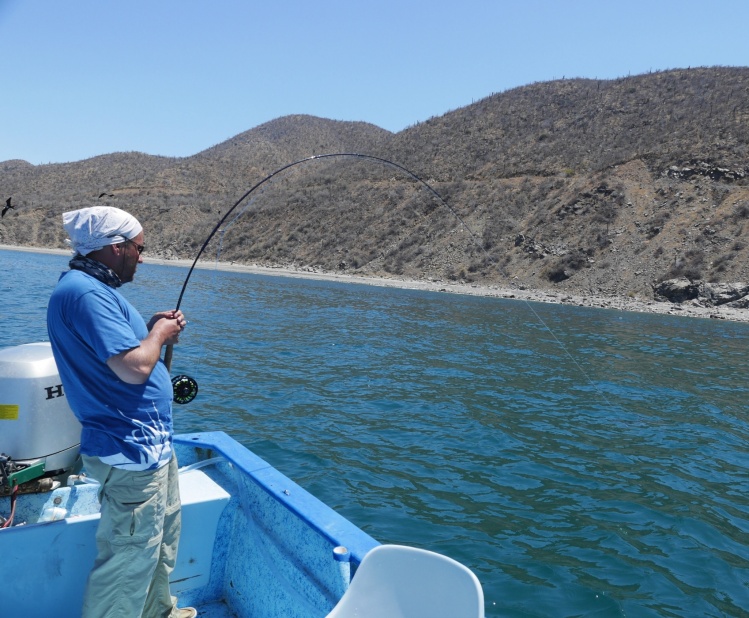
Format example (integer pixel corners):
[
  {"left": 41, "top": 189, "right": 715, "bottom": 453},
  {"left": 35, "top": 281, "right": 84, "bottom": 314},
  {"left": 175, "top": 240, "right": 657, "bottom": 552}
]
[{"left": 0, "top": 342, "right": 81, "bottom": 476}]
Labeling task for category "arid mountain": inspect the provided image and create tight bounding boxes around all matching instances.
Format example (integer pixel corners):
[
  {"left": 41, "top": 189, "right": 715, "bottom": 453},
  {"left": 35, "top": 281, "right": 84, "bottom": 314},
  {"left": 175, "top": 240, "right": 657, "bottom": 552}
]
[{"left": 2, "top": 67, "right": 749, "bottom": 303}]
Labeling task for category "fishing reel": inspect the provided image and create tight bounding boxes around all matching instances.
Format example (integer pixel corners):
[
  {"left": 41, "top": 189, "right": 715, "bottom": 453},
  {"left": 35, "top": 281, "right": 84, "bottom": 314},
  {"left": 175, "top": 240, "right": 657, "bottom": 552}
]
[{"left": 172, "top": 375, "right": 199, "bottom": 405}]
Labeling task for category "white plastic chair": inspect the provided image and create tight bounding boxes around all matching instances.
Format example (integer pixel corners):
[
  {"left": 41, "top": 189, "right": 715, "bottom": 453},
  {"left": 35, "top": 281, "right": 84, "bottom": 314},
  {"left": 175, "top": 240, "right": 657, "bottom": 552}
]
[{"left": 326, "top": 544, "right": 485, "bottom": 618}]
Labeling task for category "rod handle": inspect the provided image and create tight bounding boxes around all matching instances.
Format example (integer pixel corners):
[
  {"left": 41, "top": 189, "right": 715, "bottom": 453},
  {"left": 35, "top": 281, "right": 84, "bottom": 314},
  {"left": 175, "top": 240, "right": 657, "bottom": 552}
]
[{"left": 164, "top": 344, "right": 174, "bottom": 373}]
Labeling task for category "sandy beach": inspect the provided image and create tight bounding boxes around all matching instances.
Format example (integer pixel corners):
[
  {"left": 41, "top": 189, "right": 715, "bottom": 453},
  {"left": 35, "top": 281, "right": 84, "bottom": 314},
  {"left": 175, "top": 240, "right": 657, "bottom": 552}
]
[{"left": 4, "top": 244, "right": 748, "bottom": 323}]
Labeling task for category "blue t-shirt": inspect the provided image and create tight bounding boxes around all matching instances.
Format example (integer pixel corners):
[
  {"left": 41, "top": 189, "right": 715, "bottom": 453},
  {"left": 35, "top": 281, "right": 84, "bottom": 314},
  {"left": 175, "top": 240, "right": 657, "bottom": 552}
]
[{"left": 47, "top": 269, "right": 173, "bottom": 470}]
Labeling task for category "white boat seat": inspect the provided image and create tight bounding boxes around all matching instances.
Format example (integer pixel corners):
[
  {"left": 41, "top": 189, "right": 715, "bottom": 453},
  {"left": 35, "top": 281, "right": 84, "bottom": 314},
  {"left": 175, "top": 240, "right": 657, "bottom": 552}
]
[{"left": 326, "top": 544, "right": 484, "bottom": 618}]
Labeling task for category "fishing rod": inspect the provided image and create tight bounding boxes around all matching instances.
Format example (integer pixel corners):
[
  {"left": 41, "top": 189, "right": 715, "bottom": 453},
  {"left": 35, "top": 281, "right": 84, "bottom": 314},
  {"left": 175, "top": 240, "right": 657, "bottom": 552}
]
[
  {"left": 165, "top": 152, "right": 476, "bottom": 403},
  {"left": 165, "top": 152, "right": 597, "bottom": 407}
]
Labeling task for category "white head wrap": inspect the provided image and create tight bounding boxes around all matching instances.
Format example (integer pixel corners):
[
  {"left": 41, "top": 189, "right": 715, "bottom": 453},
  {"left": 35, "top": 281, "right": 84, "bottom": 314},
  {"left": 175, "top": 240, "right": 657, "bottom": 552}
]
[{"left": 62, "top": 206, "right": 143, "bottom": 256}]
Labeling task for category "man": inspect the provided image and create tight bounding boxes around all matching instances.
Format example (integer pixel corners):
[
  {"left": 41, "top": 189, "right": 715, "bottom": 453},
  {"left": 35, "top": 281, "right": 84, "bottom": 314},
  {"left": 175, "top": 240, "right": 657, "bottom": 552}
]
[{"left": 47, "top": 206, "right": 196, "bottom": 618}]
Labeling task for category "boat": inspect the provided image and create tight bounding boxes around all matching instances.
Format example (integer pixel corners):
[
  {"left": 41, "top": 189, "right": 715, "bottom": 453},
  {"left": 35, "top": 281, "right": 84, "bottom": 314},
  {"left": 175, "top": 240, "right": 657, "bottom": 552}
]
[{"left": 0, "top": 342, "right": 485, "bottom": 617}]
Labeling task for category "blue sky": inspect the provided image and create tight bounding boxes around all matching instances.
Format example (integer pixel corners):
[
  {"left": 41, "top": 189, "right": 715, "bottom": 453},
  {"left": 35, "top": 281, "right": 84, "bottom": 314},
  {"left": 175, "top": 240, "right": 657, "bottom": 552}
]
[{"left": 1, "top": 0, "right": 747, "bottom": 165}]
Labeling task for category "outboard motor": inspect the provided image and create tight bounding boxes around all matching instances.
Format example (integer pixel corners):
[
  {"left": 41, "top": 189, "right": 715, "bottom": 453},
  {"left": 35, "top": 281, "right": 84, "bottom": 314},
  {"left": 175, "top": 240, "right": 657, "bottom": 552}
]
[{"left": 0, "top": 342, "right": 81, "bottom": 496}]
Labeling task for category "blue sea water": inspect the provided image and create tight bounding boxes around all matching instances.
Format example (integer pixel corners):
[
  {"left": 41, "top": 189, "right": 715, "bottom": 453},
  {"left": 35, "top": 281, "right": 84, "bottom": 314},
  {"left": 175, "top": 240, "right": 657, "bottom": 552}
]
[{"left": 2, "top": 248, "right": 749, "bottom": 617}]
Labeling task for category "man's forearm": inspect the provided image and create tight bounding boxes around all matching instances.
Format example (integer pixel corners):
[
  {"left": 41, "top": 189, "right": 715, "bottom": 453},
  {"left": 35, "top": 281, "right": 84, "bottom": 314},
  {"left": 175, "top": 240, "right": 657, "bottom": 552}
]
[{"left": 106, "top": 333, "right": 167, "bottom": 384}]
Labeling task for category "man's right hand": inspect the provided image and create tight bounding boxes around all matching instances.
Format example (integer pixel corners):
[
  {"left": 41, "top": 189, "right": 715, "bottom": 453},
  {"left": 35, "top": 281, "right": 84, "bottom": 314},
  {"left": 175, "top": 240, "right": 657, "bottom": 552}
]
[{"left": 107, "top": 311, "right": 187, "bottom": 383}]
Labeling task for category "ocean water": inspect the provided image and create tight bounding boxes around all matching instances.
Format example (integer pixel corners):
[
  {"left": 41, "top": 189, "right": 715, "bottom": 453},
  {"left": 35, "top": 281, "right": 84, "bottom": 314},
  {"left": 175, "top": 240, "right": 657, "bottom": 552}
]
[{"left": 2, "top": 248, "right": 749, "bottom": 617}]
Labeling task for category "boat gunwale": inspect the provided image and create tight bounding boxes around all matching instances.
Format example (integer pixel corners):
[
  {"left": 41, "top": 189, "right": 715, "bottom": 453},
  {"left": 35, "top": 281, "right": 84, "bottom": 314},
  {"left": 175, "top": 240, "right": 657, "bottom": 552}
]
[{"left": 174, "top": 430, "right": 379, "bottom": 567}]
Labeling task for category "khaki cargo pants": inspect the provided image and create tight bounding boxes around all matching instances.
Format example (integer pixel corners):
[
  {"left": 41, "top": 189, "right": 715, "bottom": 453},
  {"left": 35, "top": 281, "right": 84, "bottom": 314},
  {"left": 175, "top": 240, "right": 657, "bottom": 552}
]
[{"left": 80, "top": 454, "right": 182, "bottom": 618}]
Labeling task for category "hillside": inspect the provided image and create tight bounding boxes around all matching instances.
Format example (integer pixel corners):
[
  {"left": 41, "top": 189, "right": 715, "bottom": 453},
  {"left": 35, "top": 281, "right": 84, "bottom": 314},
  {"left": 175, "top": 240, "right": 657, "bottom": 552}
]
[{"left": 2, "top": 67, "right": 749, "bottom": 307}]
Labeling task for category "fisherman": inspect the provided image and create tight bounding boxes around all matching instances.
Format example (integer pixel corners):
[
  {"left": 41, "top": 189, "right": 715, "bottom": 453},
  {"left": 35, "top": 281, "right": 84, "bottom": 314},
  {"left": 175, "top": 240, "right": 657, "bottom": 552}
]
[{"left": 46, "top": 206, "right": 196, "bottom": 618}]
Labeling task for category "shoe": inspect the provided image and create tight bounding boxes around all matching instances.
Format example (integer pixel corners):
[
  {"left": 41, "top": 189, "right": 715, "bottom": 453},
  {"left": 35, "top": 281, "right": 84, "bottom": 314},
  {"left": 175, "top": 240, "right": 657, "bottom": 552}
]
[{"left": 172, "top": 608, "right": 197, "bottom": 618}]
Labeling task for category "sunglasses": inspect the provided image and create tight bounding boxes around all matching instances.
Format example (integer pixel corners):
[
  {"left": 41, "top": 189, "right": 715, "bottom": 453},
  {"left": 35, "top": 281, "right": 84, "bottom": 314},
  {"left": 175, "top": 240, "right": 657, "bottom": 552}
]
[{"left": 126, "top": 239, "right": 145, "bottom": 254}]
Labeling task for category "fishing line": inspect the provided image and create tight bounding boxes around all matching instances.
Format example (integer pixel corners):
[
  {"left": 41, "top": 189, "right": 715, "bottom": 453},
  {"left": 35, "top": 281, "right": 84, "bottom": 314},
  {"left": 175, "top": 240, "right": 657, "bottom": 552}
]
[{"left": 165, "top": 152, "right": 610, "bottom": 409}]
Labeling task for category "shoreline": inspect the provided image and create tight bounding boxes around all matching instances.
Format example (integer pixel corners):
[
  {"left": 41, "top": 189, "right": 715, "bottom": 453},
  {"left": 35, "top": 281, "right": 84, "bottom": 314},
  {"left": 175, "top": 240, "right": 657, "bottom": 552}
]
[{"left": 3, "top": 243, "right": 748, "bottom": 323}]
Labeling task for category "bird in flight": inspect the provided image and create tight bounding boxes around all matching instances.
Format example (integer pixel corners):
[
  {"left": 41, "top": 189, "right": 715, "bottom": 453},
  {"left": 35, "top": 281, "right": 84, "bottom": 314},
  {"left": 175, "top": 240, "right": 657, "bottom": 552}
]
[
  {"left": 98, "top": 192, "right": 115, "bottom": 198},
  {"left": 1, "top": 197, "right": 14, "bottom": 218}
]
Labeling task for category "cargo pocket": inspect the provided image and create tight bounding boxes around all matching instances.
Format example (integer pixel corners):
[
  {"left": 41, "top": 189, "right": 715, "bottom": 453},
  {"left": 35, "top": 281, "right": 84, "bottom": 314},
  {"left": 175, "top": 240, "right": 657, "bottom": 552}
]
[
  {"left": 125, "top": 492, "right": 165, "bottom": 546},
  {"left": 106, "top": 467, "right": 168, "bottom": 548}
]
